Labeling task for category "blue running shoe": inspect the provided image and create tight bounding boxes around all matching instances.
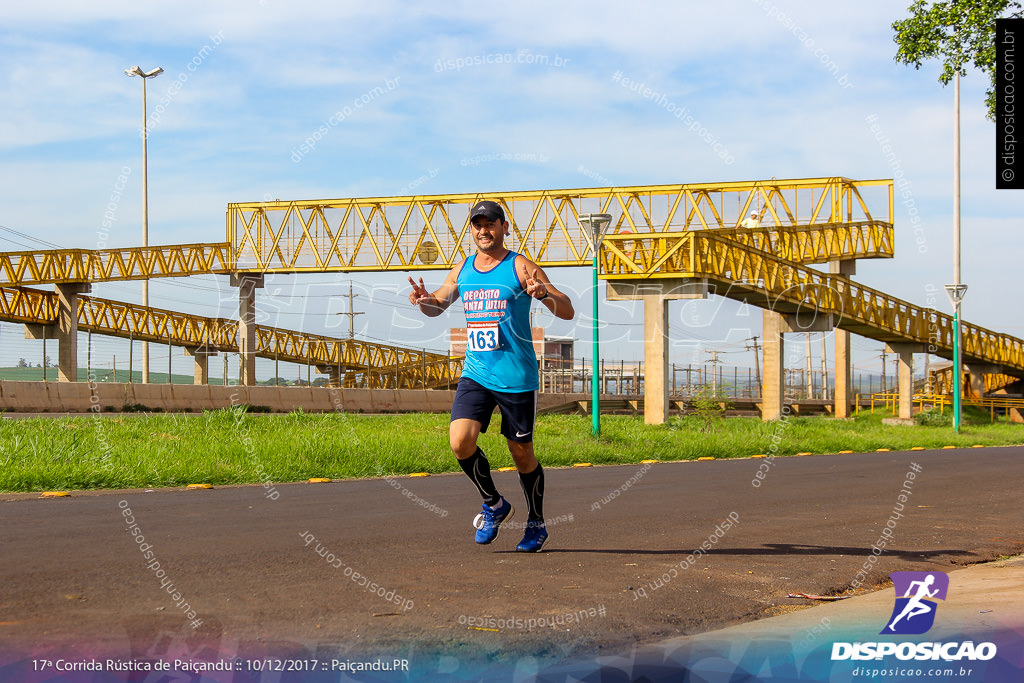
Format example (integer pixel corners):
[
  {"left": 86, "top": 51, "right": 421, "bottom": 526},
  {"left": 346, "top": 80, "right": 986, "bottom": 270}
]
[
  {"left": 515, "top": 520, "right": 548, "bottom": 552},
  {"left": 473, "top": 498, "right": 514, "bottom": 544}
]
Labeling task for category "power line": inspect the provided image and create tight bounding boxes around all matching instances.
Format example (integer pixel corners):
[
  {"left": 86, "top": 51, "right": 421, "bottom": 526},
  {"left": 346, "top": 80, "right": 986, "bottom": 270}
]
[{"left": 0, "top": 224, "right": 65, "bottom": 250}]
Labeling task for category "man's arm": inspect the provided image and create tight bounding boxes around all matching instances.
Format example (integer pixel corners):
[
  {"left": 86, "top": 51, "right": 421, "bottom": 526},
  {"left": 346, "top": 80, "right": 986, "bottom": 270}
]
[
  {"left": 516, "top": 256, "right": 575, "bottom": 321},
  {"left": 408, "top": 265, "right": 461, "bottom": 317}
]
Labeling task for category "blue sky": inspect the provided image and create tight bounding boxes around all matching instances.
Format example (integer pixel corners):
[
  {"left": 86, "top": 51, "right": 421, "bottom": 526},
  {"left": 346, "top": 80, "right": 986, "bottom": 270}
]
[{"left": 0, "top": 0, "right": 1018, "bottom": 383}]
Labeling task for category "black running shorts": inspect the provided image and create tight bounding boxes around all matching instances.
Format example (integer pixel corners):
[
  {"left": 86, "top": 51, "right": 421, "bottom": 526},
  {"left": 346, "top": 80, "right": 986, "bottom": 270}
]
[{"left": 451, "top": 376, "right": 538, "bottom": 443}]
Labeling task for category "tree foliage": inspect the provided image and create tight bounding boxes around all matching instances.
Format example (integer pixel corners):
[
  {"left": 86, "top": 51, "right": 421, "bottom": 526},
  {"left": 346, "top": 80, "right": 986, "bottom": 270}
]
[
  {"left": 893, "top": 0, "right": 1023, "bottom": 120},
  {"left": 689, "top": 385, "right": 730, "bottom": 433}
]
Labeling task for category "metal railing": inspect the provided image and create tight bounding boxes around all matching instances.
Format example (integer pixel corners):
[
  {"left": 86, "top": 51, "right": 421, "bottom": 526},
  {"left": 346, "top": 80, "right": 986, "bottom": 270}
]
[{"left": 865, "top": 392, "right": 1024, "bottom": 422}]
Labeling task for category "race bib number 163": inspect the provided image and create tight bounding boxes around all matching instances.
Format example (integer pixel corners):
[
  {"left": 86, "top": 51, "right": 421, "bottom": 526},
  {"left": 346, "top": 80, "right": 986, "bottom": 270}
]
[{"left": 467, "top": 322, "right": 501, "bottom": 352}]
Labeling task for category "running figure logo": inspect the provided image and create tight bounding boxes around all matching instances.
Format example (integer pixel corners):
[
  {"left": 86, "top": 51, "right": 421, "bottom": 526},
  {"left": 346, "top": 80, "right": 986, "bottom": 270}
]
[{"left": 881, "top": 571, "right": 950, "bottom": 635}]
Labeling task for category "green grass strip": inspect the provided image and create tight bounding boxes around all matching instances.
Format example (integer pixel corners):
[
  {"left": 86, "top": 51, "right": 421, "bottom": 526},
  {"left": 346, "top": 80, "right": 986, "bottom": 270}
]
[{"left": 0, "top": 407, "right": 1020, "bottom": 493}]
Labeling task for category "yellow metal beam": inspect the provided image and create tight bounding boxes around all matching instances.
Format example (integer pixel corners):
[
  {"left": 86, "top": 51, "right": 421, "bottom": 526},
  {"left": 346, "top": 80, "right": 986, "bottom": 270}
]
[
  {"left": 0, "top": 243, "right": 233, "bottom": 286},
  {"left": 0, "top": 178, "right": 892, "bottom": 286},
  {"left": 227, "top": 177, "right": 894, "bottom": 272},
  {"left": 927, "top": 366, "right": 1019, "bottom": 396},
  {"left": 0, "top": 286, "right": 57, "bottom": 323},
  {"left": 599, "top": 231, "right": 1024, "bottom": 375},
  {"left": 0, "top": 286, "right": 459, "bottom": 389}
]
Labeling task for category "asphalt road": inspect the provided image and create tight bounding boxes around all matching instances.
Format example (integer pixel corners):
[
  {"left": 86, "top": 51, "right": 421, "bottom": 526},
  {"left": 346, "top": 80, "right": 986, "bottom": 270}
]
[{"left": 1, "top": 447, "right": 1022, "bottom": 676}]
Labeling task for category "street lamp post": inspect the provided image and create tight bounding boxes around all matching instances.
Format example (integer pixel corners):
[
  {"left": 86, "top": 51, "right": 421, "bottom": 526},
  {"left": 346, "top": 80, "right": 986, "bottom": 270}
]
[
  {"left": 124, "top": 65, "right": 163, "bottom": 384},
  {"left": 944, "top": 68, "right": 967, "bottom": 434},
  {"left": 580, "top": 213, "right": 612, "bottom": 437},
  {"left": 945, "top": 284, "right": 966, "bottom": 430}
]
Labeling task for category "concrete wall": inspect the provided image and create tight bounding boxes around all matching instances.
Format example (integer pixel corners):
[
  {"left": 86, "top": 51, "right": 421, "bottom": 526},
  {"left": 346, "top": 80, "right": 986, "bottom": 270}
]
[{"left": 0, "top": 381, "right": 588, "bottom": 415}]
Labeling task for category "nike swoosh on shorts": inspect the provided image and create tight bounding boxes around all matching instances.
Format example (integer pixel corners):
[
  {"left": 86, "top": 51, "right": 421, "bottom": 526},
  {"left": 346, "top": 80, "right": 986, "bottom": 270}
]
[{"left": 516, "top": 431, "right": 531, "bottom": 438}]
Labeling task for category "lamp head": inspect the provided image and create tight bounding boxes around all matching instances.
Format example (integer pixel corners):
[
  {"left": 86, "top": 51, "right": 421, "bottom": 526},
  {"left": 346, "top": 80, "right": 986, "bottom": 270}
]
[
  {"left": 125, "top": 66, "right": 164, "bottom": 78},
  {"left": 579, "top": 213, "right": 614, "bottom": 243}
]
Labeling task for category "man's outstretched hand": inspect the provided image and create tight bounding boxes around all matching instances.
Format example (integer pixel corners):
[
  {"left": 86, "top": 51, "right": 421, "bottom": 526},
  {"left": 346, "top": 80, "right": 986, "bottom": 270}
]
[
  {"left": 524, "top": 268, "right": 548, "bottom": 300},
  {"left": 408, "top": 276, "right": 432, "bottom": 306}
]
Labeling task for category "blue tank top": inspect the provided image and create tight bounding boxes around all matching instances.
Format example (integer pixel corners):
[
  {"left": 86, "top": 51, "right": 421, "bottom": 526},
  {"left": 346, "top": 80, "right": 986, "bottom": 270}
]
[{"left": 456, "top": 251, "right": 538, "bottom": 393}]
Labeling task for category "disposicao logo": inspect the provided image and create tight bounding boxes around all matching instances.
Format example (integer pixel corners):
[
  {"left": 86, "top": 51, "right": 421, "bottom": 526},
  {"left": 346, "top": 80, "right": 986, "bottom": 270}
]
[
  {"left": 831, "top": 571, "right": 998, "bottom": 662},
  {"left": 881, "top": 571, "right": 949, "bottom": 635}
]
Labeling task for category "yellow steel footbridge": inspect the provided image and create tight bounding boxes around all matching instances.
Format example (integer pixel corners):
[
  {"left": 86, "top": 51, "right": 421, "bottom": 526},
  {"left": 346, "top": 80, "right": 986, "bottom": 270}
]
[{"left": 1, "top": 176, "right": 1017, "bottom": 420}]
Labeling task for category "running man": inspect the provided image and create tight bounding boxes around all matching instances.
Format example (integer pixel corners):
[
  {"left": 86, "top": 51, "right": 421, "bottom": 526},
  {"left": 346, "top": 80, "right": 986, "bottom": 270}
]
[
  {"left": 887, "top": 574, "right": 939, "bottom": 631},
  {"left": 407, "top": 200, "right": 575, "bottom": 552}
]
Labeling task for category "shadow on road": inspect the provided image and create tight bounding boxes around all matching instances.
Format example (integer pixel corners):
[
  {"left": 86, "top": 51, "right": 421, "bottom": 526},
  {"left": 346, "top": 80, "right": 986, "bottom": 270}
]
[{"left": 514, "top": 544, "right": 977, "bottom": 560}]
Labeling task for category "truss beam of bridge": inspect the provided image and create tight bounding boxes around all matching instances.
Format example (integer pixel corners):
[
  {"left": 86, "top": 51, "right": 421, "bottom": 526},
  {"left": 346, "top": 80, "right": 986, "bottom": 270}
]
[
  {"left": 227, "top": 177, "right": 893, "bottom": 272},
  {"left": 599, "top": 229, "right": 1024, "bottom": 376},
  {"left": 1, "top": 286, "right": 458, "bottom": 389},
  {"left": 0, "top": 243, "right": 233, "bottom": 287},
  {"left": 0, "top": 179, "right": 892, "bottom": 287}
]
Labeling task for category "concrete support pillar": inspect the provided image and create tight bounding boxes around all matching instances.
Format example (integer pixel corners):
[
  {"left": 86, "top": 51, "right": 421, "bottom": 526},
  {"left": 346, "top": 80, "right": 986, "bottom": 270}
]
[
  {"left": 834, "top": 330, "right": 852, "bottom": 417},
  {"left": 231, "top": 274, "right": 264, "bottom": 386},
  {"left": 53, "top": 283, "right": 91, "bottom": 382},
  {"left": 896, "top": 349, "right": 913, "bottom": 420},
  {"left": 317, "top": 366, "right": 342, "bottom": 387},
  {"left": 761, "top": 310, "right": 785, "bottom": 421},
  {"left": 965, "top": 367, "right": 986, "bottom": 399},
  {"left": 886, "top": 343, "right": 924, "bottom": 421},
  {"left": 761, "top": 311, "right": 835, "bottom": 421},
  {"left": 606, "top": 278, "right": 709, "bottom": 426},
  {"left": 961, "top": 365, "right": 1002, "bottom": 400},
  {"left": 185, "top": 348, "right": 217, "bottom": 385},
  {"left": 830, "top": 259, "right": 855, "bottom": 418},
  {"left": 643, "top": 293, "right": 669, "bottom": 425}
]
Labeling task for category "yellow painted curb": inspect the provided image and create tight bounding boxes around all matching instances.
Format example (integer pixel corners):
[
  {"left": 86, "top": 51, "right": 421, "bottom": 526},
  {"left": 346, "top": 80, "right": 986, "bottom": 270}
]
[
  {"left": 910, "top": 447, "right": 925, "bottom": 451},
  {"left": 640, "top": 459, "right": 659, "bottom": 464},
  {"left": 838, "top": 450, "right": 854, "bottom": 454},
  {"left": 573, "top": 463, "right": 593, "bottom": 467},
  {"left": 942, "top": 445, "right": 956, "bottom": 449},
  {"left": 796, "top": 452, "right": 812, "bottom": 456},
  {"left": 972, "top": 445, "right": 985, "bottom": 448},
  {"left": 497, "top": 467, "right": 516, "bottom": 472},
  {"left": 750, "top": 454, "right": 767, "bottom": 458},
  {"left": 308, "top": 478, "right": 332, "bottom": 483},
  {"left": 876, "top": 448, "right": 891, "bottom": 452},
  {"left": 697, "top": 456, "right": 715, "bottom": 461},
  {"left": 409, "top": 472, "right": 430, "bottom": 477},
  {"left": 187, "top": 484, "right": 213, "bottom": 490},
  {"left": 40, "top": 491, "right": 70, "bottom": 498}
]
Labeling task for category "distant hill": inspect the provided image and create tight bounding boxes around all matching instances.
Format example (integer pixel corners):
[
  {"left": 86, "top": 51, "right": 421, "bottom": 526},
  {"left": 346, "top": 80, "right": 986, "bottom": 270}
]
[
  {"left": 0, "top": 367, "right": 208, "bottom": 384},
  {"left": 0, "top": 367, "right": 319, "bottom": 386}
]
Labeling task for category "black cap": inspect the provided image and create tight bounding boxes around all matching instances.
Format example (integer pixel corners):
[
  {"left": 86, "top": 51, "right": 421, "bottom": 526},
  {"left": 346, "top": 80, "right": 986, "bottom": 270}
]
[{"left": 470, "top": 200, "right": 505, "bottom": 223}]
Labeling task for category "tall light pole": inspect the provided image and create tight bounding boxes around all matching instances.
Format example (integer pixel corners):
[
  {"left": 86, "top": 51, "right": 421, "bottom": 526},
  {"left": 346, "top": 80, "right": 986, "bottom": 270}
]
[
  {"left": 945, "top": 68, "right": 967, "bottom": 433},
  {"left": 125, "top": 65, "right": 163, "bottom": 383},
  {"left": 580, "top": 213, "right": 612, "bottom": 437}
]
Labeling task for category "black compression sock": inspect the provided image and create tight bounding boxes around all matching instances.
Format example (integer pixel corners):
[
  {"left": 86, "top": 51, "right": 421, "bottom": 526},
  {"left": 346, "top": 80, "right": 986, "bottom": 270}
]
[
  {"left": 518, "top": 464, "right": 545, "bottom": 523},
  {"left": 458, "top": 448, "right": 501, "bottom": 507}
]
